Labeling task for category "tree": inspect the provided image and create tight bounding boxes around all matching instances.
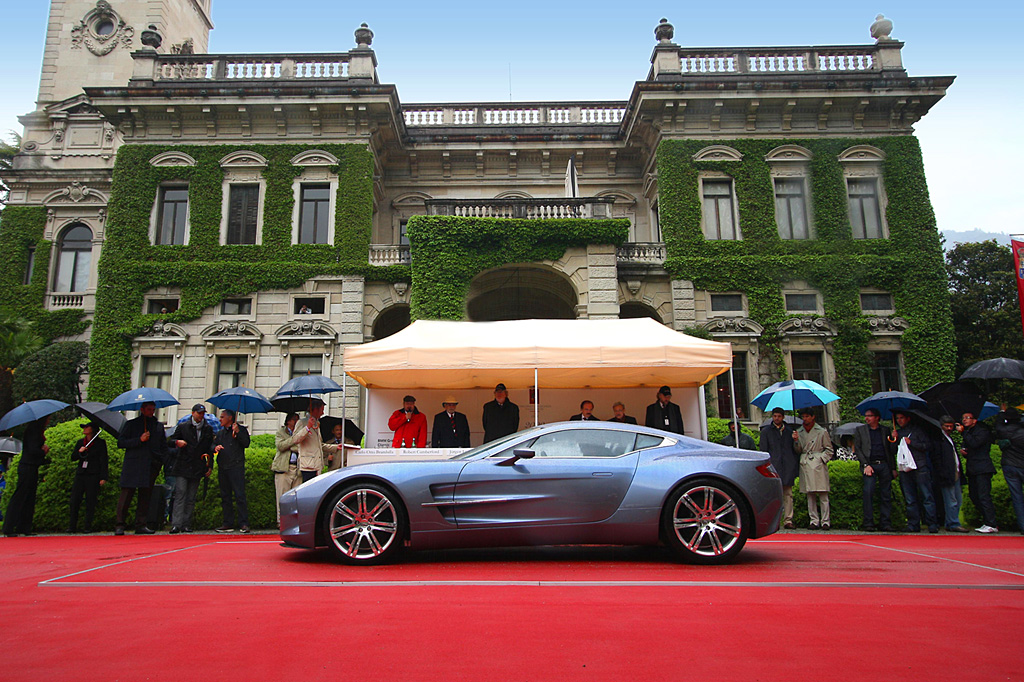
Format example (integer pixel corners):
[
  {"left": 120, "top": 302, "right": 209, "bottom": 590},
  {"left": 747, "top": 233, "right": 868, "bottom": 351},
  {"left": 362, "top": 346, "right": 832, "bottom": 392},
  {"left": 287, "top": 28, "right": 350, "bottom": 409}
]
[
  {"left": 0, "top": 314, "right": 44, "bottom": 417},
  {"left": 946, "top": 240, "right": 1024, "bottom": 404},
  {"left": 0, "top": 132, "right": 21, "bottom": 205},
  {"left": 11, "top": 341, "right": 90, "bottom": 411}
]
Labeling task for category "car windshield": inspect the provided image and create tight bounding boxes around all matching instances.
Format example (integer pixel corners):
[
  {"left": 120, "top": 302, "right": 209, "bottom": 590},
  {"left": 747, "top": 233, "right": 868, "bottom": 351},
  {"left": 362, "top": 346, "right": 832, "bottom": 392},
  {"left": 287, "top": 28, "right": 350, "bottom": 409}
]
[{"left": 449, "top": 425, "right": 546, "bottom": 460}]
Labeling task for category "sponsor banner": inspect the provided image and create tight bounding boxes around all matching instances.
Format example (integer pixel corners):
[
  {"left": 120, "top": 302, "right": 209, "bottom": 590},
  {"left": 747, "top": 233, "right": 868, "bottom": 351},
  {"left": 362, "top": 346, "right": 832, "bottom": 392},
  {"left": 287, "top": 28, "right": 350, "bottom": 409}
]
[{"left": 1014, "top": 239, "right": 1024, "bottom": 338}]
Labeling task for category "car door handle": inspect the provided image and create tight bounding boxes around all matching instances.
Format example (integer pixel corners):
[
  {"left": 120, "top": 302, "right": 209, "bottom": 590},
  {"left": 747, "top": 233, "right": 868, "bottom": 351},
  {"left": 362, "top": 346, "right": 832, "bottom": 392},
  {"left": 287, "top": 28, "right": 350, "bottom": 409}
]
[{"left": 592, "top": 472, "right": 613, "bottom": 477}]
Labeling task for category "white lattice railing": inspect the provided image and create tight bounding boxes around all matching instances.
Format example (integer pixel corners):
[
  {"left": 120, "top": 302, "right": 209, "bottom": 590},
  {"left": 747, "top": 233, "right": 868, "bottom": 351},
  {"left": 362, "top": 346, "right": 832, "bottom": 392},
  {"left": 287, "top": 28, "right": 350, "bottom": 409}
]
[
  {"left": 402, "top": 104, "right": 626, "bottom": 127},
  {"left": 48, "top": 293, "right": 85, "bottom": 309},
  {"left": 675, "top": 45, "right": 880, "bottom": 74},
  {"left": 425, "top": 197, "right": 615, "bottom": 220},
  {"left": 368, "top": 245, "right": 411, "bottom": 266},
  {"left": 152, "top": 53, "right": 352, "bottom": 81},
  {"left": 617, "top": 243, "right": 666, "bottom": 265}
]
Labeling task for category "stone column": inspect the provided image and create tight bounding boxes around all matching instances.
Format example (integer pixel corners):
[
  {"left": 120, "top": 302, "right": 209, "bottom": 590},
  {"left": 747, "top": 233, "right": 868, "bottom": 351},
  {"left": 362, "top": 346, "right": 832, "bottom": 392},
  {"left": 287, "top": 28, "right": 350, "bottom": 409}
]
[
  {"left": 339, "top": 275, "right": 365, "bottom": 419},
  {"left": 670, "top": 279, "right": 696, "bottom": 330},
  {"left": 585, "top": 244, "right": 620, "bottom": 319}
]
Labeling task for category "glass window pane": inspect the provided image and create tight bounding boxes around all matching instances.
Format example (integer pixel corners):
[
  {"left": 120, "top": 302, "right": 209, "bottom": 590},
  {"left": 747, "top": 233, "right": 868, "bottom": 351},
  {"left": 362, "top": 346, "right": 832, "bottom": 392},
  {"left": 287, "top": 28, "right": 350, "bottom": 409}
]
[
  {"left": 717, "top": 352, "right": 748, "bottom": 419},
  {"left": 872, "top": 352, "right": 903, "bottom": 393},
  {"left": 158, "top": 188, "right": 188, "bottom": 245},
  {"left": 291, "top": 355, "right": 323, "bottom": 378},
  {"left": 860, "top": 293, "right": 892, "bottom": 311},
  {"left": 710, "top": 294, "right": 743, "bottom": 312},
  {"left": 785, "top": 293, "right": 818, "bottom": 312},
  {"left": 222, "top": 298, "right": 252, "bottom": 315},
  {"left": 531, "top": 429, "right": 637, "bottom": 458},
  {"left": 227, "top": 185, "right": 259, "bottom": 245},
  {"left": 142, "top": 356, "right": 173, "bottom": 391},
  {"left": 216, "top": 356, "right": 247, "bottom": 392},
  {"left": 72, "top": 251, "right": 91, "bottom": 292}
]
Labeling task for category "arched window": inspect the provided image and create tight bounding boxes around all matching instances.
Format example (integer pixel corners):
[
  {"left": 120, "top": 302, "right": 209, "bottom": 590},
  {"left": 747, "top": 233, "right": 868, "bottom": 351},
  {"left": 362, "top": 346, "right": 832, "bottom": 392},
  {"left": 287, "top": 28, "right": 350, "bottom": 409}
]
[{"left": 54, "top": 224, "right": 93, "bottom": 293}]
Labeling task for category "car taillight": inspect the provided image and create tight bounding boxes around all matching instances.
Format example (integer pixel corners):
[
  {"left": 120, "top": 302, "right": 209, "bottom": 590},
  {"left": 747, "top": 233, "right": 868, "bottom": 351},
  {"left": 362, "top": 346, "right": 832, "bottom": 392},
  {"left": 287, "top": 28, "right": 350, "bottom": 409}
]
[{"left": 756, "top": 462, "right": 779, "bottom": 479}]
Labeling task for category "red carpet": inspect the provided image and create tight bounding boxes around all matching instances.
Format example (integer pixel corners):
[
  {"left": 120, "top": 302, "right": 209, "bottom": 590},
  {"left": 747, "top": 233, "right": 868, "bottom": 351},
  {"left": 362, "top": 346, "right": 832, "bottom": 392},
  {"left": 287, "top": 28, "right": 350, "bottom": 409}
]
[{"left": 2, "top": 533, "right": 1022, "bottom": 681}]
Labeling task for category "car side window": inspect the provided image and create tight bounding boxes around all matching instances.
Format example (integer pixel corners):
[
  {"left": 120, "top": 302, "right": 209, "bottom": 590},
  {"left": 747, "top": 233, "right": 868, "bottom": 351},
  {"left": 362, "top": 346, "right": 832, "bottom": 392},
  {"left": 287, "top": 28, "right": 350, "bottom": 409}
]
[
  {"left": 635, "top": 434, "right": 666, "bottom": 450},
  {"left": 531, "top": 429, "right": 638, "bottom": 458}
]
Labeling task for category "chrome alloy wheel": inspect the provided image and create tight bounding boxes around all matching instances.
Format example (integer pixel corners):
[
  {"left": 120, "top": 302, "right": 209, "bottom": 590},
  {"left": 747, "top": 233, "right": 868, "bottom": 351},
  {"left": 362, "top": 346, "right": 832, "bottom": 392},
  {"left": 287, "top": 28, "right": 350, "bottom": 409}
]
[
  {"left": 329, "top": 488, "right": 399, "bottom": 560},
  {"left": 672, "top": 484, "right": 742, "bottom": 557}
]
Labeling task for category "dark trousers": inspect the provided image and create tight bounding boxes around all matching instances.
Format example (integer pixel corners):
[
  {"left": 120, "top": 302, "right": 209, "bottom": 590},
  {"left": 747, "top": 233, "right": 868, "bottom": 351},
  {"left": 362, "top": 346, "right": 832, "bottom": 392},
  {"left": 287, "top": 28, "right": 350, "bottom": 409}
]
[
  {"left": 301, "top": 470, "right": 317, "bottom": 483},
  {"left": 218, "top": 466, "right": 248, "bottom": 527},
  {"left": 1003, "top": 465, "right": 1024, "bottom": 532},
  {"left": 69, "top": 474, "right": 102, "bottom": 531},
  {"left": 116, "top": 461, "right": 161, "bottom": 530},
  {"left": 861, "top": 463, "right": 893, "bottom": 529},
  {"left": 967, "top": 473, "right": 998, "bottom": 528},
  {"left": 901, "top": 466, "right": 938, "bottom": 531},
  {"left": 3, "top": 464, "right": 40, "bottom": 535}
]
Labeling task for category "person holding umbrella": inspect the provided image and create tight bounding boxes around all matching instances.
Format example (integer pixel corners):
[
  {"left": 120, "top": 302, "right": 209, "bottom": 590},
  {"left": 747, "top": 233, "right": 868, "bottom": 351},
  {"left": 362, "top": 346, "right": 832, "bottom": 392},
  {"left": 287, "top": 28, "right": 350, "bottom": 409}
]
[
  {"left": 2, "top": 415, "right": 50, "bottom": 537},
  {"left": 853, "top": 409, "right": 896, "bottom": 532},
  {"left": 167, "top": 404, "right": 214, "bottom": 534},
  {"left": 891, "top": 410, "right": 939, "bottom": 533},
  {"left": 760, "top": 407, "right": 799, "bottom": 529},
  {"left": 958, "top": 411, "right": 998, "bottom": 533},
  {"left": 994, "top": 407, "right": 1024, "bottom": 534},
  {"left": 273, "top": 412, "right": 303, "bottom": 523},
  {"left": 66, "top": 421, "right": 108, "bottom": 534},
  {"left": 294, "top": 402, "right": 340, "bottom": 483},
  {"left": 213, "top": 409, "right": 250, "bottom": 533},
  {"left": 793, "top": 407, "right": 834, "bottom": 530},
  {"left": 115, "top": 401, "right": 167, "bottom": 535}
]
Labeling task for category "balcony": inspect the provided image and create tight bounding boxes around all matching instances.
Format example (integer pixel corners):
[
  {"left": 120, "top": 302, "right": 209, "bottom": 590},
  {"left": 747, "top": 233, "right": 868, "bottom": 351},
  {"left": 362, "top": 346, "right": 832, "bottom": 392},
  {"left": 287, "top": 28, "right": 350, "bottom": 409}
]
[
  {"left": 48, "top": 293, "right": 85, "bottom": 309},
  {"left": 402, "top": 103, "right": 626, "bottom": 128},
  {"left": 128, "top": 49, "right": 377, "bottom": 85},
  {"left": 616, "top": 243, "right": 666, "bottom": 265},
  {"left": 369, "top": 245, "right": 411, "bottom": 267},
  {"left": 425, "top": 197, "right": 615, "bottom": 219}
]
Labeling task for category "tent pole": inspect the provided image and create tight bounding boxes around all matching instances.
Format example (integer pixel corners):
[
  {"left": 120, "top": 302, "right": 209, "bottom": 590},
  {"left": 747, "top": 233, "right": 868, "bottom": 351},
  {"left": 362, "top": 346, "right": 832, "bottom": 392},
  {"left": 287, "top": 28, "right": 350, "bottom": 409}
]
[
  {"left": 534, "top": 367, "right": 539, "bottom": 428},
  {"left": 341, "top": 374, "right": 347, "bottom": 467},
  {"left": 729, "top": 367, "right": 740, "bottom": 448},
  {"left": 363, "top": 384, "right": 370, "bottom": 446}
]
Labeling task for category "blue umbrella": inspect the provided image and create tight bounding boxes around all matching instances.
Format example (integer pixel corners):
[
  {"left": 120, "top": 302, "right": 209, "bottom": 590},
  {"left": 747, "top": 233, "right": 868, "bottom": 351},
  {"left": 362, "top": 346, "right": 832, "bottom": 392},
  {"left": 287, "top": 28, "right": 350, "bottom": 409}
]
[
  {"left": 979, "top": 401, "right": 1000, "bottom": 421},
  {"left": 0, "top": 399, "right": 70, "bottom": 432},
  {"left": 275, "top": 374, "right": 343, "bottom": 397},
  {"left": 750, "top": 380, "right": 840, "bottom": 413},
  {"left": 107, "top": 387, "right": 180, "bottom": 412},
  {"left": 207, "top": 386, "right": 275, "bottom": 414},
  {"left": 175, "top": 412, "right": 223, "bottom": 434},
  {"left": 855, "top": 390, "right": 928, "bottom": 420}
]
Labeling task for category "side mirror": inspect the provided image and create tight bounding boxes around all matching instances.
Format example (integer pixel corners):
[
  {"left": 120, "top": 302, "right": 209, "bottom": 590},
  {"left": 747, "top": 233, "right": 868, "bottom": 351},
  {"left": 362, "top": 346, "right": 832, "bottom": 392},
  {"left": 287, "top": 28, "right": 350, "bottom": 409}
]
[{"left": 498, "top": 448, "right": 536, "bottom": 466}]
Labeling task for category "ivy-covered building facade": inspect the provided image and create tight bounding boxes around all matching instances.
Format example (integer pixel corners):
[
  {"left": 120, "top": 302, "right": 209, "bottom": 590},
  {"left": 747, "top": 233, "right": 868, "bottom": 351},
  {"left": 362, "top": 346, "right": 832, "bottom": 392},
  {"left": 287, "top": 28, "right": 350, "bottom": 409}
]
[{"left": 1, "top": 1, "right": 956, "bottom": 433}]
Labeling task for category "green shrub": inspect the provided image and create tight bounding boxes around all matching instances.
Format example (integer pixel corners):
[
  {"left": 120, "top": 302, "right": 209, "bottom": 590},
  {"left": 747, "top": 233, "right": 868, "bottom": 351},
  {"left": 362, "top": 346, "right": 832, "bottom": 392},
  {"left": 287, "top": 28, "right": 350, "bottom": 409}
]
[
  {"left": 706, "top": 417, "right": 760, "bottom": 448},
  {"left": 788, "top": 459, "right": 908, "bottom": 530},
  {"left": 0, "top": 418, "right": 283, "bottom": 531}
]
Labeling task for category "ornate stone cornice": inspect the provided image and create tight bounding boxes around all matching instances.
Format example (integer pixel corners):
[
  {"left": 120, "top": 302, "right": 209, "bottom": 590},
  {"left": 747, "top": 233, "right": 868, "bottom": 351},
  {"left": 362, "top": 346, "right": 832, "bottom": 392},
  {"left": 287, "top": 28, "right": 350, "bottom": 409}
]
[
  {"left": 866, "top": 315, "right": 909, "bottom": 335},
  {"left": 778, "top": 316, "right": 837, "bottom": 336},
  {"left": 701, "top": 317, "right": 764, "bottom": 336}
]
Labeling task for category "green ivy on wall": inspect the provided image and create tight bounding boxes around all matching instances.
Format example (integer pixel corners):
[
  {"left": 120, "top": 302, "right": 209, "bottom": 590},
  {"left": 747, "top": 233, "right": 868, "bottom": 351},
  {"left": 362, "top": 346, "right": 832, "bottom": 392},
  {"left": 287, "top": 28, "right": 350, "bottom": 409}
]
[
  {"left": 0, "top": 205, "right": 90, "bottom": 341},
  {"left": 657, "top": 136, "right": 955, "bottom": 419},
  {"left": 88, "top": 143, "right": 409, "bottom": 401},
  {"left": 405, "top": 215, "right": 630, "bottom": 320}
]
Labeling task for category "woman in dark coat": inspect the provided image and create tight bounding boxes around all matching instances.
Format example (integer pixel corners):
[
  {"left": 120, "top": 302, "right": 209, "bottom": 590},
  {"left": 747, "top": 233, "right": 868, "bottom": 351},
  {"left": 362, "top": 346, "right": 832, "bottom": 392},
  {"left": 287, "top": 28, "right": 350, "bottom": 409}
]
[{"left": 2, "top": 415, "right": 50, "bottom": 537}]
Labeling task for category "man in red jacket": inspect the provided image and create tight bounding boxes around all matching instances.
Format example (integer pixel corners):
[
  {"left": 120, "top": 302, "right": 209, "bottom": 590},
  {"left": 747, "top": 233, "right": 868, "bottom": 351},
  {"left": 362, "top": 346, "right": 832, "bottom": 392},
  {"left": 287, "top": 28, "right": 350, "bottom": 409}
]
[{"left": 389, "top": 395, "right": 427, "bottom": 448}]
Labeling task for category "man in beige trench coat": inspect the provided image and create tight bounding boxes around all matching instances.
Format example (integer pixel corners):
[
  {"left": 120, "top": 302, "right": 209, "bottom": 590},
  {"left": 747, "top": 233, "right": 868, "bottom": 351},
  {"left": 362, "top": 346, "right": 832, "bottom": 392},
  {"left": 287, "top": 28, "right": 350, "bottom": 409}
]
[{"left": 793, "top": 407, "right": 834, "bottom": 530}]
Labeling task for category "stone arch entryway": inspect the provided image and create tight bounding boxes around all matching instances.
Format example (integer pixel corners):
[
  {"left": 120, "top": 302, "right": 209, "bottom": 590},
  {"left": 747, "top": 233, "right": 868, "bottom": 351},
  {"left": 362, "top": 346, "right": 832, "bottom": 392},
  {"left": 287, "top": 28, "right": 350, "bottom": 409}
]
[{"left": 466, "top": 265, "right": 578, "bottom": 321}]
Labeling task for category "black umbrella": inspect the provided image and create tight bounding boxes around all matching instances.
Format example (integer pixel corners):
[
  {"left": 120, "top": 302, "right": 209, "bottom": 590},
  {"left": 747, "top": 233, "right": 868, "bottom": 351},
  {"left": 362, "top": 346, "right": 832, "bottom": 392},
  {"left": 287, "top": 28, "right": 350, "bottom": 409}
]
[
  {"left": 960, "top": 358, "right": 1024, "bottom": 382},
  {"left": 319, "top": 416, "right": 364, "bottom": 445},
  {"left": 75, "top": 401, "right": 128, "bottom": 438},
  {"left": 917, "top": 382, "right": 986, "bottom": 422},
  {"left": 758, "top": 414, "right": 801, "bottom": 428},
  {"left": 271, "top": 395, "right": 325, "bottom": 413},
  {"left": 830, "top": 422, "right": 862, "bottom": 443}
]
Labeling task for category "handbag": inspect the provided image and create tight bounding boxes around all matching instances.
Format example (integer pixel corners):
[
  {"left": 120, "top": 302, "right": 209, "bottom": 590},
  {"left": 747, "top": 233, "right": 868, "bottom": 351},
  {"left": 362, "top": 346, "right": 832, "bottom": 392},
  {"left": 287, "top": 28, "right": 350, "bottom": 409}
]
[{"left": 896, "top": 438, "right": 917, "bottom": 472}]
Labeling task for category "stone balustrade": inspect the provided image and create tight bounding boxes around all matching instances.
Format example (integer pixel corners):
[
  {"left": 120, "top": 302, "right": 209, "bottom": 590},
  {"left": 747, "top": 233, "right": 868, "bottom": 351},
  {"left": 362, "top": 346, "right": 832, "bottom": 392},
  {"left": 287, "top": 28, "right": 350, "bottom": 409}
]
[
  {"left": 402, "top": 104, "right": 627, "bottom": 127},
  {"left": 368, "top": 245, "right": 411, "bottom": 266},
  {"left": 655, "top": 43, "right": 902, "bottom": 78},
  {"left": 48, "top": 293, "right": 85, "bottom": 309},
  {"left": 130, "top": 49, "right": 379, "bottom": 84},
  {"left": 425, "top": 197, "right": 615, "bottom": 219},
  {"left": 616, "top": 242, "right": 666, "bottom": 265}
]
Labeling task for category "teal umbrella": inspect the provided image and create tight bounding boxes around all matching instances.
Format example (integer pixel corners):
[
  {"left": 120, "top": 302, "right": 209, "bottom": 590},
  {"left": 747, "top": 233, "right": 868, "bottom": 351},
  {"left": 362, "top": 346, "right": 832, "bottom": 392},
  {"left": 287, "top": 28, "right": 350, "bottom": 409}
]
[{"left": 751, "top": 380, "right": 839, "bottom": 413}]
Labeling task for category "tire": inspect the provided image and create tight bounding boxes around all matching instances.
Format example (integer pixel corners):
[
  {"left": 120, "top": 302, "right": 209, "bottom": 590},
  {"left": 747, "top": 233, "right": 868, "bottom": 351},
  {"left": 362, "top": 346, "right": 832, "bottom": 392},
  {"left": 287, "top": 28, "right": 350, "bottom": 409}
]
[
  {"left": 662, "top": 478, "right": 751, "bottom": 565},
  {"left": 322, "top": 483, "right": 405, "bottom": 565}
]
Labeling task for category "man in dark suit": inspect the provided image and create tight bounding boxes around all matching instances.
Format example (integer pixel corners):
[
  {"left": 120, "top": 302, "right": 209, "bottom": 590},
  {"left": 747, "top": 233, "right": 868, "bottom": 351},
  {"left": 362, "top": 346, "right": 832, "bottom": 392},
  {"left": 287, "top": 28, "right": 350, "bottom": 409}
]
[
  {"left": 115, "top": 401, "right": 166, "bottom": 535},
  {"left": 168, "top": 404, "right": 214, "bottom": 533},
  {"left": 958, "top": 411, "right": 998, "bottom": 532},
  {"left": 569, "top": 400, "right": 601, "bottom": 421},
  {"left": 482, "top": 383, "right": 519, "bottom": 443},
  {"left": 892, "top": 410, "right": 938, "bottom": 533},
  {"left": 67, "top": 421, "right": 109, "bottom": 533},
  {"left": 645, "top": 386, "right": 684, "bottom": 435},
  {"left": 607, "top": 402, "right": 637, "bottom": 424},
  {"left": 3, "top": 415, "right": 50, "bottom": 537},
  {"left": 213, "top": 409, "right": 251, "bottom": 533},
  {"left": 853, "top": 408, "right": 896, "bottom": 531},
  {"left": 431, "top": 396, "right": 471, "bottom": 448}
]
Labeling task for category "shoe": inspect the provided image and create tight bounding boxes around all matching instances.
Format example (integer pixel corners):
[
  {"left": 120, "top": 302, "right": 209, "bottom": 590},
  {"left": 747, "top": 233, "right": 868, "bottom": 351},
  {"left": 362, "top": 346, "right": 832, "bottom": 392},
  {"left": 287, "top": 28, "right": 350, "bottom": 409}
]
[
  {"left": 135, "top": 527, "right": 156, "bottom": 535},
  {"left": 809, "top": 524, "right": 820, "bottom": 531},
  {"left": 881, "top": 525, "right": 894, "bottom": 532},
  {"left": 114, "top": 527, "right": 125, "bottom": 536},
  {"left": 169, "top": 526, "right": 181, "bottom": 534},
  {"left": 239, "top": 526, "right": 250, "bottom": 534},
  {"left": 4, "top": 533, "right": 18, "bottom": 538},
  {"left": 65, "top": 528, "right": 76, "bottom": 534},
  {"left": 928, "top": 526, "right": 939, "bottom": 534},
  {"left": 976, "top": 525, "right": 998, "bottom": 534},
  {"left": 22, "top": 532, "right": 37, "bottom": 537},
  {"left": 783, "top": 521, "right": 794, "bottom": 529},
  {"left": 821, "top": 524, "right": 831, "bottom": 531},
  {"left": 903, "top": 526, "right": 920, "bottom": 533},
  {"left": 947, "top": 526, "right": 969, "bottom": 533},
  {"left": 83, "top": 528, "right": 94, "bottom": 534},
  {"left": 183, "top": 527, "right": 193, "bottom": 533},
  {"left": 863, "top": 525, "right": 876, "bottom": 532},
  {"left": 215, "top": 525, "right": 233, "bottom": 533}
]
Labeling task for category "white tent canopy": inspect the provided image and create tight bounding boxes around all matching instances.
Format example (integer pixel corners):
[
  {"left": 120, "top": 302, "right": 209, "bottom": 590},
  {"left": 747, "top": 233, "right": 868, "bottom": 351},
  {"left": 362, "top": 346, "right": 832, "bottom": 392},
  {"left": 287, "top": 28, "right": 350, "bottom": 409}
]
[{"left": 343, "top": 318, "right": 732, "bottom": 390}]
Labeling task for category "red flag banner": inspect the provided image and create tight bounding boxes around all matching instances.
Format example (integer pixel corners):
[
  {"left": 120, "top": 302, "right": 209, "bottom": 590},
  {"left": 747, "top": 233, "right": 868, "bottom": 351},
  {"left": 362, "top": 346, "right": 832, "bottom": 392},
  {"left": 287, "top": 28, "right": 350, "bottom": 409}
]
[{"left": 1012, "top": 239, "right": 1024, "bottom": 337}]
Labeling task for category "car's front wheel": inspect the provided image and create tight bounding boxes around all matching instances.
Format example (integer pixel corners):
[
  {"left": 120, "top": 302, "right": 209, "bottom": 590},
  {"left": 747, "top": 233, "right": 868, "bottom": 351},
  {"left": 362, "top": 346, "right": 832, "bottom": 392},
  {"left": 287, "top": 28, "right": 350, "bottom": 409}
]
[
  {"left": 323, "top": 483, "right": 405, "bottom": 565},
  {"left": 662, "top": 478, "right": 750, "bottom": 565}
]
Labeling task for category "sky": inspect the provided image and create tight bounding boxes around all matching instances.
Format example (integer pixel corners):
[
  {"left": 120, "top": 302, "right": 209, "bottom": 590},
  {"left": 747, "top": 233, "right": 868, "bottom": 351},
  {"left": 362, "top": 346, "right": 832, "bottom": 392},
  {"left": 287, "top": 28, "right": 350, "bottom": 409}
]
[{"left": 3, "top": 0, "right": 1022, "bottom": 241}]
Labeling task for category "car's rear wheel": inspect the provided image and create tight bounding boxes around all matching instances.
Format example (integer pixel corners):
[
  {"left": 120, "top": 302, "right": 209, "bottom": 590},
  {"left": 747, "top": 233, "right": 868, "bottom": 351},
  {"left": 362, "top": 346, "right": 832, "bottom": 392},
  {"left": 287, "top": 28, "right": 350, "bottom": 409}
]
[
  {"left": 662, "top": 478, "right": 750, "bottom": 565},
  {"left": 323, "top": 483, "right": 405, "bottom": 565}
]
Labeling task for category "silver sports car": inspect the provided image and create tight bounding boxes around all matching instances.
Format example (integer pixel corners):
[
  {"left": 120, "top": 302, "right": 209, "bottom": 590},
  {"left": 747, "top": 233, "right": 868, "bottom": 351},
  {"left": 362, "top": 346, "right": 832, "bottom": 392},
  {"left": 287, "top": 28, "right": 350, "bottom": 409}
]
[{"left": 279, "top": 421, "right": 782, "bottom": 565}]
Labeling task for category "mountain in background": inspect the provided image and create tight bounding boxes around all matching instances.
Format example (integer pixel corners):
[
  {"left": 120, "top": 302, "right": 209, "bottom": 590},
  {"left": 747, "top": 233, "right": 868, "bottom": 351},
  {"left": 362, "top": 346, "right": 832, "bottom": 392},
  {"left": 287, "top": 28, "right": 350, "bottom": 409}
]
[{"left": 941, "top": 229, "right": 1013, "bottom": 249}]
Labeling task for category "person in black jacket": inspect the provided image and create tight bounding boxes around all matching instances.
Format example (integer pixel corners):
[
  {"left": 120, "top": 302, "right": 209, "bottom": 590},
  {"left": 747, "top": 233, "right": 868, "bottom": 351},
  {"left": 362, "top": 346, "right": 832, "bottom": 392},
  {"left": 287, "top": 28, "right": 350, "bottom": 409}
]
[
  {"left": 607, "top": 402, "right": 637, "bottom": 425},
  {"left": 891, "top": 410, "right": 938, "bottom": 533},
  {"left": 760, "top": 408, "right": 798, "bottom": 529},
  {"left": 3, "top": 415, "right": 50, "bottom": 537},
  {"left": 168, "top": 404, "right": 214, "bottom": 533},
  {"left": 115, "top": 402, "right": 167, "bottom": 535},
  {"left": 431, "top": 396, "right": 471, "bottom": 448},
  {"left": 958, "top": 411, "right": 998, "bottom": 532},
  {"left": 934, "top": 416, "right": 968, "bottom": 532},
  {"left": 645, "top": 386, "right": 684, "bottom": 435},
  {"left": 994, "top": 407, "right": 1024, "bottom": 534},
  {"left": 569, "top": 400, "right": 601, "bottom": 421},
  {"left": 66, "top": 422, "right": 108, "bottom": 533},
  {"left": 482, "top": 383, "right": 519, "bottom": 443},
  {"left": 853, "top": 409, "right": 897, "bottom": 532},
  {"left": 213, "top": 409, "right": 251, "bottom": 533}
]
